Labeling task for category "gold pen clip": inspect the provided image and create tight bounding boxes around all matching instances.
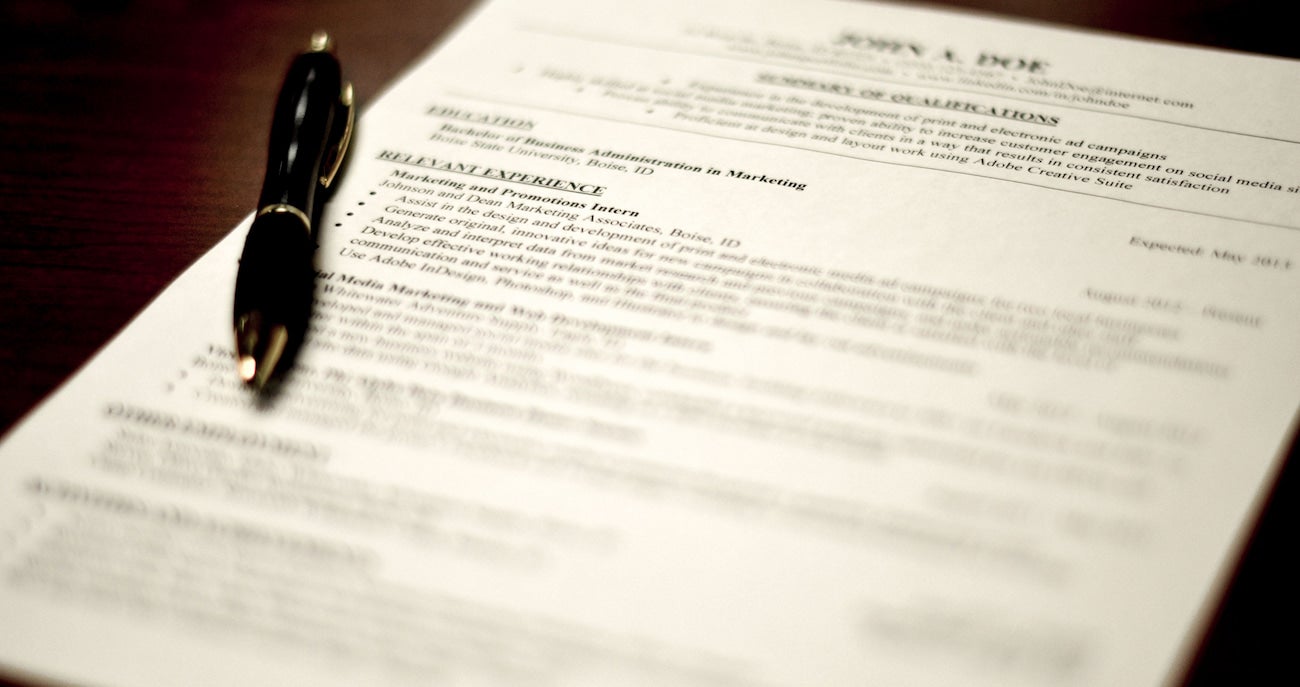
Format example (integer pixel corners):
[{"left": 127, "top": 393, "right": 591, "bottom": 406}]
[{"left": 320, "top": 81, "right": 354, "bottom": 189}]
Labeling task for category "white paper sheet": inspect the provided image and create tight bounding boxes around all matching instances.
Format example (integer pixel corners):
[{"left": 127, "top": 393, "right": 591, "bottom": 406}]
[{"left": 3, "top": 1, "right": 1299, "bottom": 685}]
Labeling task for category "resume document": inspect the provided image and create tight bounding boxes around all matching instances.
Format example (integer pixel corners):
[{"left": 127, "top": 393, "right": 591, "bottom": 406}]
[{"left": 2, "top": 1, "right": 1298, "bottom": 685}]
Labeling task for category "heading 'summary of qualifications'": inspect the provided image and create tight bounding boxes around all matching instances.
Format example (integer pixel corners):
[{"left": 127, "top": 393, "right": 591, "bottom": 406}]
[{"left": 2, "top": 1, "right": 1299, "bottom": 685}]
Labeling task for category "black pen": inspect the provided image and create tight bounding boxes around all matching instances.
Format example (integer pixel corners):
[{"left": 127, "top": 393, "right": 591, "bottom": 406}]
[{"left": 233, "top": 31, "right": 354, "bottom": 389}]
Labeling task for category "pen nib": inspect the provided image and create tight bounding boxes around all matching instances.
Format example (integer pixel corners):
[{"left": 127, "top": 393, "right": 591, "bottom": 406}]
[
  {"left": 238, "top": 355, "right": 259, "bottom": 384},
  {"left": 234, "top": 311, "right": 290, "bottom": 390}
]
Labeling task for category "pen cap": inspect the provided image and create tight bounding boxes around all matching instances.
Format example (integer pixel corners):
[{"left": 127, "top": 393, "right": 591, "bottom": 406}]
[{"left": 257, "top": 47, "right": 345, "bottom": 217}]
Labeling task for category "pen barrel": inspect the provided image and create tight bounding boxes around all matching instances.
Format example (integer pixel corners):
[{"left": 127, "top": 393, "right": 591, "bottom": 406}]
[
  {"left": 232, "top": 211, "right": 316, "bottom": 355},
  {"left": 257, "top": 50, "right": 344, "bottom": 217}
]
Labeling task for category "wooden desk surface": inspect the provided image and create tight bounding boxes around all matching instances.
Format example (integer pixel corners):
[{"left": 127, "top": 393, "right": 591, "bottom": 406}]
[{"left": 0, "top": 1, "right": 1293, "bottom": 685}]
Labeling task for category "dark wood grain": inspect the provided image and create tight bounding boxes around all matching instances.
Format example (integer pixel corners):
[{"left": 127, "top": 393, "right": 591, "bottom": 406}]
[
  {"left": 0, "top": 0, "right": 477, "bottom": 437},
  {"left": 0, "top": 1, "right": 1293, "bottom": 686}
]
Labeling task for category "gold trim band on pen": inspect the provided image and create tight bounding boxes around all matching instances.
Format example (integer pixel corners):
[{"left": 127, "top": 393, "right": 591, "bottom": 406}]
[
  {"left": 310, "top": 31, "right": 333, "bottom": 53},
  {"left": 256, "top": 203, "right": 312, "bottom": 232}
]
